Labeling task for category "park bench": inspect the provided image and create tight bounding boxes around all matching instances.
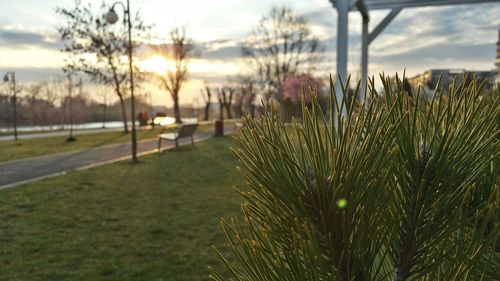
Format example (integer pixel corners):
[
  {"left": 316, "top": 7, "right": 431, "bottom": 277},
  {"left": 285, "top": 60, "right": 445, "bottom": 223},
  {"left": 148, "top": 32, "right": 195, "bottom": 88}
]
[{"left": 157, "top": 123, "right": 198, "bottom": 151}]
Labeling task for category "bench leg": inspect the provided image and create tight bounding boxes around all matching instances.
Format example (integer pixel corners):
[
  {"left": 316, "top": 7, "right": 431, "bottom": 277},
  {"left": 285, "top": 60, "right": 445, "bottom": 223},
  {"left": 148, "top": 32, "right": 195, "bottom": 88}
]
[
  {"left": 158, "top": 138, "right": 161, "bottom": 152},
  {"left": 191, "top": 135, "right": 194, "bottom": 146},
  {"left": 175, "top": 139, "right": 179, "bottom": 149}
]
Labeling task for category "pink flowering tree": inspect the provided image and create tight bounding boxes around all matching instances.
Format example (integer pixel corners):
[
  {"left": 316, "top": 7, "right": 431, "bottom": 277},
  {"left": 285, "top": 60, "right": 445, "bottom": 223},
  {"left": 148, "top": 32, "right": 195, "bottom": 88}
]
[
  {"left": 282, "top": 74, "right": 323, "bottom": 120},
  {"left": 283, "top": 74, "right": 323, "bottom": 104}
]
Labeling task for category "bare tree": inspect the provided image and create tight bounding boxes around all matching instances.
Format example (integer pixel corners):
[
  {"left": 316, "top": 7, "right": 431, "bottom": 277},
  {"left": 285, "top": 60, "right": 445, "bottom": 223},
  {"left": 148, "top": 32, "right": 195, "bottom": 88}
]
[
  {"left": 233, "top": 88, "right": 245, "bottom": 118},
  {"left": 52, "top": 75, "right": 70, "bottom": 129},
  {"left": 235, "top": 76, "right": 258, "bottom": 118},
  {"left": 41, "top": 80, "right": 60, "bottom": 129},
  {"left": 56, "top": 0, "right": 151, "bottom": 133},
  {"left": 216, "top": 88, "right": 225, "bottom": 121},
  {"left": 0, "top": 85, "right": 10, "bottom": 127},
  {"left": 100, "top": 86, "right": 114, "bottom": 128},
  {"left": 153, "top": 27, "right": 196, "bottom": 123},
  {"left": 26, "top": 82, "right": 46, "bottom": 125},
  {"left": 215, "top": 87, "right": 236, "bottom": 120},
  {"left": 223, "top": 87, "right": 235, "bottom": 119},
  {"left": 242, "top": 6, "right": 323, "bottom": 102},
  {"left": 200, "top": 86, "right": 212, "bottom": 121}
]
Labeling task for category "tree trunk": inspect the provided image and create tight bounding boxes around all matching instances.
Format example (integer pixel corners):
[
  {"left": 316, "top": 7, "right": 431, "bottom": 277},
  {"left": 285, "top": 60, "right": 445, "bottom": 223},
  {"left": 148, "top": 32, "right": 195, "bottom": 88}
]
[
  {"left": 393, "top": 228, "right": 414, "bottom": 281},
  {"left": 225, "top": 103, "right": 232, "bottom": 119},
  {"left": 173, "top": 94, "right": 182, "bottom": 123},
  {"left": 236, "top": 103, "right": 243, "bottom": 118},
  {"left": 219, "top": 103, "right": 224, "bottom": 120},
  {"left": 249, "top": 96, "right": 256, "bottom": 118},
  {"left": 394, "top": 268, "right": 410, "bottom": 281},
  {"left": 204, "top": 103, "right": 210, "bottom": 121},
  {"left": 394, "top": 251, "right": 412, "bottom": 281},
  {"left": 102, "top": 103, "right": 107, "bottom": 128},
  {"left": 118, "top": 95, "right": 129, "bottom": 133}
]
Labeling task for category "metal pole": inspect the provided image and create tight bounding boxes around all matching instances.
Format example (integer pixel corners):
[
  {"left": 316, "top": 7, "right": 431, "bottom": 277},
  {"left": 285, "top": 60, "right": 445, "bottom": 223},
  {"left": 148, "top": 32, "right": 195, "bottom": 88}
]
[
  {"left": 12, "top": 72, "right": 18, "bottom": 141},
  {"left": 67, "top": 76, "right": 76, "bottom": 141},
  {"left": 70, "top": 77, "right": 73, "bottom": 139},
  {"left": 361, "top": 16, "right": 369, "bottom": 102},
  {"left": 126, "top": 0, "right": 138, "bottom": 162},
  {"left": 336, "top": 0, "right": 349, "bottom": 117},
  {"left": 368, "top": 8, "right": 403, "bottom": 45}
]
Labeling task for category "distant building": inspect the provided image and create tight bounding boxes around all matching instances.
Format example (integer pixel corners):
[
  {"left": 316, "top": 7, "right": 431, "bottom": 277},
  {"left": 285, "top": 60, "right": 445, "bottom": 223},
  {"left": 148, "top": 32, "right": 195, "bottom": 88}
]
[{"left": 408, "top": 69, "right": 497, "bottom": 93}]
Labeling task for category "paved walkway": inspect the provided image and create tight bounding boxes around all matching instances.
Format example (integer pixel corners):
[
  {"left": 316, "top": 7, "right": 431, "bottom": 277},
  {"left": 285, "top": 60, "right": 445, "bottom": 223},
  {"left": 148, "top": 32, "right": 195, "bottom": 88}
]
[{"left": 0, "top": 130, "right": 219, "bottom": 189}]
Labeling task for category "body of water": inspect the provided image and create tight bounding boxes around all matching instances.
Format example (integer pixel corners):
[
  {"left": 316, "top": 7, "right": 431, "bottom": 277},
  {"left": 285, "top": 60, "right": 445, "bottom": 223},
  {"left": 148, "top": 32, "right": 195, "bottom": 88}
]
[
  {"left": 0, "top": 118, "right": 200, "bottom": 133},
  {"left": 0, "top": 121, "right": 135, "bottom": 133}
]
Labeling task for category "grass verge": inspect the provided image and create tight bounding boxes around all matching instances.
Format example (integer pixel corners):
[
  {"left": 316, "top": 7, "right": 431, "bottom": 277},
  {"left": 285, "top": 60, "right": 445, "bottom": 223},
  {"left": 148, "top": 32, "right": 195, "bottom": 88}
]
[
  {"left": 0, "top": 128, "right": 165, "bottom": 163},
  {"left": 0, "top": 136, "right": 242, "bottom": 280}
]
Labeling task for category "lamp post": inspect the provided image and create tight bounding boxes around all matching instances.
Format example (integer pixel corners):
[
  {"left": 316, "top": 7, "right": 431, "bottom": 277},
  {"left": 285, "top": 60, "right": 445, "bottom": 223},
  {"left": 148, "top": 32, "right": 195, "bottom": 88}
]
[
  {"left": 3, "top": 71, "right": 17, "bottom": 141},
  {"left": 106, "top": 0, "right": 138, "bottom": 162}
]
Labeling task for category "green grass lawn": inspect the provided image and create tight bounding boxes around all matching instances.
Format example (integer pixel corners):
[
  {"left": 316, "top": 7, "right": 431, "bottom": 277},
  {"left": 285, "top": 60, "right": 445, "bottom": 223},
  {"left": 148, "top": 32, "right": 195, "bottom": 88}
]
[
  {"left": 0, "top": 136, "right": 243, "bottom": 280},
  {"left": 0, "top": 129, "right": 64, "bottom": 137},
  {"left": 0, "top": 128, "right": 165, "bottom": 163}
]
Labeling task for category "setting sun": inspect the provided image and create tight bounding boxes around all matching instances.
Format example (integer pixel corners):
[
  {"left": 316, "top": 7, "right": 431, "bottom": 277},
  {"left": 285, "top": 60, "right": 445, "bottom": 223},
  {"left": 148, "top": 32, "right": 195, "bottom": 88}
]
[{"left": 138, "top": 55, "right": 174, "bottom": 74}]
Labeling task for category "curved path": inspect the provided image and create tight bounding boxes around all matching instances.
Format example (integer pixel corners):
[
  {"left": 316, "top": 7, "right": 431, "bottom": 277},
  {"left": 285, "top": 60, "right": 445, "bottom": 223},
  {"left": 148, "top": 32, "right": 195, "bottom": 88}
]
[{"left": 0, "top": 130, "right": 221, "bottom": 189}]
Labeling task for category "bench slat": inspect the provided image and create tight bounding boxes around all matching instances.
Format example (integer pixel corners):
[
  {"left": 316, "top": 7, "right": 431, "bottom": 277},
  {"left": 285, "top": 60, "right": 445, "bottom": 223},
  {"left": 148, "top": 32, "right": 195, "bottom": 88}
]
[
  {"left": 159, "top": 133, "right": 178, "bottom": 140},
  {"left": 178, "top": 124, "right": 198, "bottom": 138}
]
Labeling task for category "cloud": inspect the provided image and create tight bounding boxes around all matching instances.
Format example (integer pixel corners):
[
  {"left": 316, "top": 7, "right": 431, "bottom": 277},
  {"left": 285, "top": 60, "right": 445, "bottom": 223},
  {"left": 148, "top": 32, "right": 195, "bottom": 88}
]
[
  {"left": 341, "top": 3, "right": 500, "bottom": 75},
  {"left": 268, "top": 3, "right": 499, "bottom": 82},
  {"left": 202, "top": 44, "right": 242, "bottom": 60},
  {"left": 2, "top": 1, "right": 499, "bottom": 86},
  {"left": 371, "top": 42, "right": 496, "bottom": 70},
  {"left": 0, "top": 28, "right": 61, "bottom": 50},
  {"left": 301, "top": 8, "right": 336, "bottom": 32},
  {"left": 139, "top": 39, "right": 244, "bottom": 61},
  {"left": 192, "top": 39, "right": 243, "bottom": 60},
  {"left": 189, "top": 73, "right": 231, "bottom": 84}
]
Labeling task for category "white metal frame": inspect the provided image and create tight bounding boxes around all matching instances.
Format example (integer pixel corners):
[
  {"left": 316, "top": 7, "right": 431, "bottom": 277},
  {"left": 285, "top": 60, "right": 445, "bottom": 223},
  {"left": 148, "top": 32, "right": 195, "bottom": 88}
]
[{"left": 329, "top": 0, "right": 500, "bottom": 106}]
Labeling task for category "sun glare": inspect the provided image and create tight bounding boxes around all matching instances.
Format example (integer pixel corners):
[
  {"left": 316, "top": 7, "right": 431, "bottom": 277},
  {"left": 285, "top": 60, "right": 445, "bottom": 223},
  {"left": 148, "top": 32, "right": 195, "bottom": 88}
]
[{"left": 138, "top": 56, "right": 174, "bottom": 74}]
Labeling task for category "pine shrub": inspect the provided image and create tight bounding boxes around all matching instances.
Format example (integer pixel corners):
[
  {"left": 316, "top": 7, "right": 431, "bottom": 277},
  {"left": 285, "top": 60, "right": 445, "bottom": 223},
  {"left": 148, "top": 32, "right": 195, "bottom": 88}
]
[{"left": 211, "top": 75, "right": 499, "bottom": 281}]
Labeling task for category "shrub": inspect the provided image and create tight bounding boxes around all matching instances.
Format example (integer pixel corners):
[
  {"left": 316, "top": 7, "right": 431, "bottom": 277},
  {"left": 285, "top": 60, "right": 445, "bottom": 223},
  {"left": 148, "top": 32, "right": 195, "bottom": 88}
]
[{"left": 211, "top": 74, "right": 499, "bottom": 281}]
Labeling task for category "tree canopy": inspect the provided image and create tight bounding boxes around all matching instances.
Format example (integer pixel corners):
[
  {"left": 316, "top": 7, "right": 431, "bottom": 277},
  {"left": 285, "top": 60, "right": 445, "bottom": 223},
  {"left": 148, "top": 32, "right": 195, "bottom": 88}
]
[
  {"left": 242, "top": 6, "right": 323, "bottom": 102},
  {"left": 56, "top": 0, "right": 151, "bottom": 132}
]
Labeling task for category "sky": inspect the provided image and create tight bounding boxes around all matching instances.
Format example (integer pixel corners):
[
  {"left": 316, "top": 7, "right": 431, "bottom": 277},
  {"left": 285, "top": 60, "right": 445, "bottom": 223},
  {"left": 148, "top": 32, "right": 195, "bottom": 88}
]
[{"left": 0, "top": 0, "right": 499, "bottom": 106}]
